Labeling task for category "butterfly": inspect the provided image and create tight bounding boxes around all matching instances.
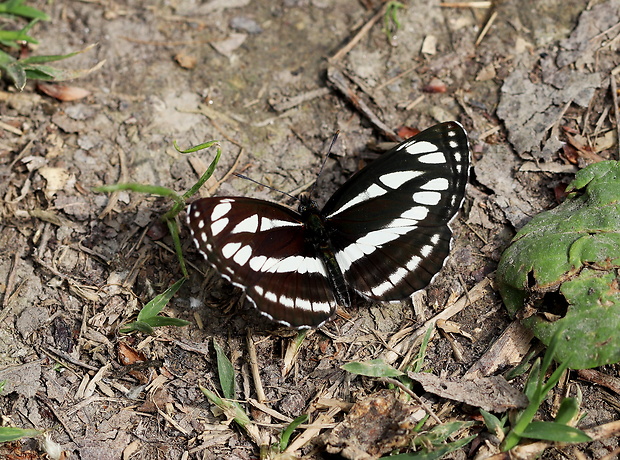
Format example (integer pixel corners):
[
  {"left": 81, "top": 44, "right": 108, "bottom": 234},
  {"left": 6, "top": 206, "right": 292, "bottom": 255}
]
[{"left": 187, "top": 121, "right": 470, "bottom": 328}]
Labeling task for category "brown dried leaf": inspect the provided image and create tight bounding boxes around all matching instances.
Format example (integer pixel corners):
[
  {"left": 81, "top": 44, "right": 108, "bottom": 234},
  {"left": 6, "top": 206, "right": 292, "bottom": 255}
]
[{"left": 408, "top": 372, "right": 528, "bottom": 412}]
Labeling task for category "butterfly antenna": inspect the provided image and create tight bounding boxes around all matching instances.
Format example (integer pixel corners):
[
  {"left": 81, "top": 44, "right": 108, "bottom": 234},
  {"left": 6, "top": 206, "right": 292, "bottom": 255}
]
[
  {"left": 233, "top": 173, "right": 300, "bottom": 202},
  {"left": 309, "top": 131, "right": 340, "bottom": 198}
]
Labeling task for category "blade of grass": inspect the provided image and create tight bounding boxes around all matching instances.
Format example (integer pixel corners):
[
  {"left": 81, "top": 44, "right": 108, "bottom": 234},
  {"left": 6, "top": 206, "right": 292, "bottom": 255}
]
[
  {"left": 279, "top": 414, "right": 308, "bottom": 452},
  {"left": 0, "top": 426, "right": 43, "bottom": 442},
  {"left": 137, "top": 278, "right": 186, "bottom": 321},
  {"left": 521, "top": 421, "right": 591, "bottom": 443},
  {"left": 213, "top": 339, "right": 236, "bottom": 400},
  {"left": 342, "top": 359, "right": 404, "bottom": 377},
  {"left": 0, "top": 0, "right": 50, "bottom": 20}
]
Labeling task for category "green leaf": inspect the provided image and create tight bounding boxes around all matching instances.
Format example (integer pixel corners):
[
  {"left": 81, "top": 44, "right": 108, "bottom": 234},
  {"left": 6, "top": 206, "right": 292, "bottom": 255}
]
[
  {"left": 411, "top": 421, "right": 475, "bottom": 445},
  {"left": 342, "top": 359, "right": 404, "bottom": 377},
  {"left": 142, "top": 316, "right": 189, "bottom": 328},
  {"left": 409, "top": 323, "right": 433, "bottom": 372},
  {"left": 137, "top": 278, "right": 186, "bottom": 321},
  {"left": 479, "top": 409, "right": 505, "bottom": 437},
  {"left": 555, "top": 397, "right": 580, "bottom": 425},
  {"left": 180, "top": 145, "right": 222, "bottom": 201},
  {"left": 0, "top": 0, "right": 49, "bottom": 20},
  {"left": 0, "top": 426, "right": 43, "bottom": 442},
  {"left": 199, "top": 385, "right": 251, "bottom": 427},
  {"left": 213, "top": 339, "right": 236, "bottom": 400},
  {"left": 279, "top": 414, "right": 308, "bottom": 451},
  {"left": 497, "top": 161, "right": 620, "bottom": 369},
  {"left": 119, "top": 321, "right": 154, "bottom": 335},
  {"left": 521, "top": 421, "right": 591, "bottom": 443}
]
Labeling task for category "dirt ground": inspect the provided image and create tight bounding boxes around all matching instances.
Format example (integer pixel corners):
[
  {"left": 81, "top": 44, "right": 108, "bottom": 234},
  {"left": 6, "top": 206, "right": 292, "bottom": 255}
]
[{"left": 1, "top": 0, "right": 619, "bottom": 459}]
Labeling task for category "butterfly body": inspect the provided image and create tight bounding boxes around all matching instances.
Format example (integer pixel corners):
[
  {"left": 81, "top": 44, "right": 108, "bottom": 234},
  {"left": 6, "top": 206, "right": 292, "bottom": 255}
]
[{"left": 187, "top": 121, "right": 470, "bottom": 328}]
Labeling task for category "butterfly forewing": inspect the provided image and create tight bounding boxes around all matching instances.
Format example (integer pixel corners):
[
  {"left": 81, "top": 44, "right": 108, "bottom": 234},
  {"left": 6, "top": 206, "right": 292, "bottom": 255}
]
[
  {"left": 321, "top": 121, "right": 470, "bottom": 300},
  {"left": 187, "top": 197, "right": 337, "bottom": 327}
]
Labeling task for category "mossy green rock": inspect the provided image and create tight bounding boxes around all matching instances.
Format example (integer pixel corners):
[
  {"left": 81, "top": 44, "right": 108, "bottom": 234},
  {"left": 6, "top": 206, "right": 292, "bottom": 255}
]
[{"left": 496, "top": 161, "right": 620, "bottom": 369}]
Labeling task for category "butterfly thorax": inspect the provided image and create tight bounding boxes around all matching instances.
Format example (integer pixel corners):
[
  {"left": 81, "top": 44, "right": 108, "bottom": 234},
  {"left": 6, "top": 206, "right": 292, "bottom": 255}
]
[{"left": 298, "top": 196, "right": 351, "bottom": 308}]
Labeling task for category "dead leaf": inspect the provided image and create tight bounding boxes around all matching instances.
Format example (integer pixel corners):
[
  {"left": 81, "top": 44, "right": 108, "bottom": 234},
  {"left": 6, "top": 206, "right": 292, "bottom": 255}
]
[
  {"left": 321, "top": 390, "right": 419, "bottom": 459},
  {"left": 408, "top": 372, "right": 528, "bottom": 412},
  {"left": 37, "top": 82, "right": 90, "bottom": 101}
]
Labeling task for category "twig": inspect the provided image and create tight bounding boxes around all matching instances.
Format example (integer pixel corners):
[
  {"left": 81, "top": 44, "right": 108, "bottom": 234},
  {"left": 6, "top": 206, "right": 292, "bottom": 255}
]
[
  {"left": 327, "top": 66, "right": 400, "bottom": 142},
  {"left": 246, "top": 330, "right": 266, "bottom": 402},
  {"left": 329, "top": 3, "right": 388, "bottom": 63},
  {"left": 475, "top": 10, "right": 498, "bottom": 47},
  {"left": 45, "top": 346, "right": 100, "bottom": 371},
  {"left": 209, "top": 147, "right": 244, "bottom": 195}
]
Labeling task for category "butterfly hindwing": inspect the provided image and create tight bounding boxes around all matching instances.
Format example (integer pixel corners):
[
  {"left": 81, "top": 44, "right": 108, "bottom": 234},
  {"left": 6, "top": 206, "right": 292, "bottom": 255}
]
[
  {"left": 187, "top": 197, "right": 337, "bottom": 327},
  {"left": 321, "top": 121, "right": 470, "bottom": 300}
]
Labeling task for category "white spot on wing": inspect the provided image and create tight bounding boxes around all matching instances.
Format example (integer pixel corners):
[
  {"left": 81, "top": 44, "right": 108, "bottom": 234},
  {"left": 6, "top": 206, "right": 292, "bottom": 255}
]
[
  {"left": 260, "top": 218, "right": 301, "bottom": 231},
  {"left": 211, "top": 217, "right": 228, "bottom": 236},
  {"left": 279, "top": 295, "right": 294, "bottom": 308},
  {"left": 399, "top": 140, "right": 436, "bottom": 154},
  {"left": 211, "top": 202, "right": 232, "bottom": 221},
  {"left": 406, "top": 255, "right": 422, "bottom": 271},
  {"left": 249, "top": 255, "right": 267, "bottom": 271},
  {"left": 421, "top": 178, "right": 449, "bottom": 191},
  {"left": 418, "top": 151, "right": 446, "bottom": 164},
  {"left": 231, "top": 214, "right": 259, "bottom": 234},
  {"left": 388, "top": 267, "right": 408, "bottom": 285},
  {"left": 312, "top": 300, "right": 332, "bottom": 314},
  {"left": 413, "top": 191, "right": 441, "bottom": 205},
  {"left": 402, "top": 206, "right": 429, "bottom": 220},
  {"left": 371, "top": 280, "right": 393, "bottom": 297},
  {"left": 379, "top": 170, "right": 422, "bottom": 189},
  {"left": 296, "top": 298, "right": 312, "bottom": 312},
  {"left": 327, "top": 183, "right": 388, "bottom": 218},
  {"left": 386, "top": 219, "right": 418, "bottom": 229},
  {"left": 221, "top": 242, "right": 241, "bottom": 259},
  {"left": 233, "top": 245, "right": 252, "bottom": 265}
]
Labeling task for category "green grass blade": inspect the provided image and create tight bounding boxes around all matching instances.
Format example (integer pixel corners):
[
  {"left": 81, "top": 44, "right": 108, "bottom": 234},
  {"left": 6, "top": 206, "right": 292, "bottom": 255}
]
[
  {"left": 213, "top": 339, "right": 236, "bottom": 400},
  {"left": 411, "top": 323, "right": 433, "bottom": 372},
  {"left": 0, "top": 426, "right": 43, "bottom": 442},
  {"left": 137, "top": 278, "right": 186, "bottom": 321},
  {"left": 555, "top": 397, "right": 580, "bottom": 425},
  {"left": 119, "top": 320, "right": 154, "bottom": 335},
  {"left": 521, "top": 421, "right": 591, "bottom": 443},
  {"left": 166, "top": 216, "right": 188, "bottom": 278},
  {"left": 142, "top": 316, "right": 189, "bottom": 328},
  {"left": 181, "top": 146, "right": 222, "bottom": 201},
  {"left": 0, "top": 0, "right": 49, "bottom": 20},
  {"left": 479, "top": 409, "right": 505, "bottom": 437},
  {"left": 342, "top": 359, "right": 404, "bottom": 377},
  {"left": 279, "top": 414, "right": 308, "bottom": 451}
]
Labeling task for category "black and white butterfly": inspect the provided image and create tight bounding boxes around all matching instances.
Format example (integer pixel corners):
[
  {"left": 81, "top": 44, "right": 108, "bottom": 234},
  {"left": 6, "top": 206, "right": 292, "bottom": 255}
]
[{"left": 187, "top": 121, "right": 470, "bottom": 328}]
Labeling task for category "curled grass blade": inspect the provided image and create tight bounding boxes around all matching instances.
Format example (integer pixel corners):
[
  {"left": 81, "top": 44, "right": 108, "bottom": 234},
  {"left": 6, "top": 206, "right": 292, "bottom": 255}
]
[{"left": 278, "top": 414, "right": 308, "bottom": 451}]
